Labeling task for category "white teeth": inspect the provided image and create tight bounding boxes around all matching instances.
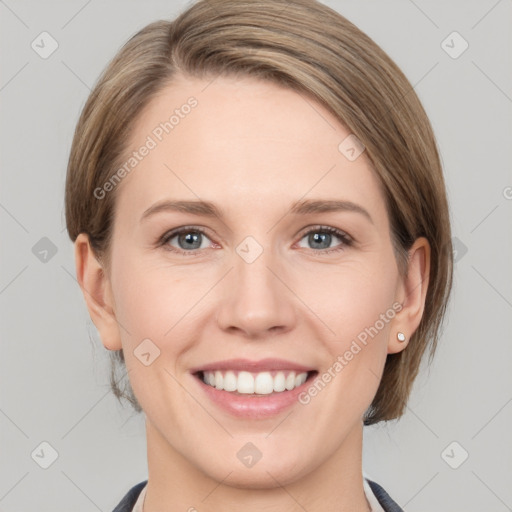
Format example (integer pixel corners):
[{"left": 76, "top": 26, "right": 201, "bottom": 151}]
[
  {"left": 214, "top": 370, "right": 223, "bottom": 390},
  {"left": 201, "top": 370, "right": 309, "bottom": 394},
  {"left": 295, "top": 372, "right": 307, "bottom": 387},
  {"left": 273, "top": 371, "right": 286, "bottom": 392},
  {"left": 238, "top": 371, "right": 255, "bottom": 394},
  {"left": 254, "top": 372, "right": 274, "bottom": 394},
  {"left": 285, "top": 372, "right": 296, "bottom": 390},
  {"left": 223, "top": 371, "right": 237, "bottom": 392}
]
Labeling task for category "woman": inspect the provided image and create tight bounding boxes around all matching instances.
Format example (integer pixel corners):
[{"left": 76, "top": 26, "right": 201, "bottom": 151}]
[{"left": 65, "top": 0, "right": 453, "bottom": 510}]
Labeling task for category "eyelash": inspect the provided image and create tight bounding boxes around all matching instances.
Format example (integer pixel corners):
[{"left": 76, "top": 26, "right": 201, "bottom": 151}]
[{"left": 157, "top": 225, "right": 353, "bottom": 257}]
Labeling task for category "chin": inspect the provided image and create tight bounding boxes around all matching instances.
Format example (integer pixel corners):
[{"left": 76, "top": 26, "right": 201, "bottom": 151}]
[{"left": 203, "top": 455, "right": 309, "bottom": 490}]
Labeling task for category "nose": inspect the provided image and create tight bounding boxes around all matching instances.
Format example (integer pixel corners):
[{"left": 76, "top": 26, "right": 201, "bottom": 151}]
[{"left": 215, "top": 242, "right": 297, "bottom": 339}]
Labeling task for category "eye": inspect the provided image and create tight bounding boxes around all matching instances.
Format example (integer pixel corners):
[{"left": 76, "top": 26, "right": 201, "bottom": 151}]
[
  {"left": 158, "top": 225, "right": 353, "bottom": 256},
  {"left": 296, "top": 226, "right": 353, "bottom": 254},
  {"left": 159, "top": 227, "right": 213, "bottom": 256}
]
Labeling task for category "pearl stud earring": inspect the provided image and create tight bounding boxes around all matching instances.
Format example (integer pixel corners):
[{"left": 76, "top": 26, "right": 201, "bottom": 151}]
[{"left": 397, "top": 332, "right": 406, "bottom": 342}]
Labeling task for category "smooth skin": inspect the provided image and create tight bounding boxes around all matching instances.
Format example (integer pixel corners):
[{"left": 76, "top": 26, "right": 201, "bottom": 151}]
[{"left": 75, "top": 74, "right": 430, "bottom": 512}]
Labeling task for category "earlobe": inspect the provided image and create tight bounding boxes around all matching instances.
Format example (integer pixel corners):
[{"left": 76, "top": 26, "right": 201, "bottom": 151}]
[
  {"left": 388, "top": 237, "right": 431, "bottom": 354},
  {"left": 74, "top": 233, "right": 122, "bottom": 351}
]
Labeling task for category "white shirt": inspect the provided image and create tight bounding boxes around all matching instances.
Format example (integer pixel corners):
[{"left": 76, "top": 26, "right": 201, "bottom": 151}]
[{"left": 132, "top": 472, "right": 386, "bottom": 512}]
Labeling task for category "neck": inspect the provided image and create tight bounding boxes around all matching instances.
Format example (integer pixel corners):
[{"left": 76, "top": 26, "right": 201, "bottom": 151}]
[{"left": 143, "top": 418, "right": 371, "bottom": 512}]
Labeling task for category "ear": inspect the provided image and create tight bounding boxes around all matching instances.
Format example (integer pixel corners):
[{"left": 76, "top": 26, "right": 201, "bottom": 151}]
[
  {"left": 74, "top": 233, "right": 122, "bottom": 351},
  {"left": 388, "top": 237, "right": 431, "bottom": 355}
]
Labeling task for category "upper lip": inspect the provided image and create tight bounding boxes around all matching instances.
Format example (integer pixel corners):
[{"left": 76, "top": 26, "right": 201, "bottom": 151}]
[{"left": 190, "top": 358, "right": 316, "bottom": 374}]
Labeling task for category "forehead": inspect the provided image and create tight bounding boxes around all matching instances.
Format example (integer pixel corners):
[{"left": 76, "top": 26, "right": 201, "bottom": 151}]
[{"left": 114, "top": 74, "right": 387, "bottom": 226}]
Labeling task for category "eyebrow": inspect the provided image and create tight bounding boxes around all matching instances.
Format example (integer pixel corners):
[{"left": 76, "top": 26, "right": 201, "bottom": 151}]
[{"left": 140, "top": 198, "right": 373, "bottom": 224}]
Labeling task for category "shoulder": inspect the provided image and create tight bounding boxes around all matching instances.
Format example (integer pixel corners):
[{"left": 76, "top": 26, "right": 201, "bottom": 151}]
[
  {"left": 112, "top": 480, "right": 148, "bottom": 512},
  {"left": 366, "top": 478, "right": 404, "bottom": 512}
]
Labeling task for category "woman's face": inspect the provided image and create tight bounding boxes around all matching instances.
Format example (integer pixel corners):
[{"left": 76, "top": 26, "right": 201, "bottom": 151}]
[{"left": 92, "top": 75, "right": 416, "bottom": 487}]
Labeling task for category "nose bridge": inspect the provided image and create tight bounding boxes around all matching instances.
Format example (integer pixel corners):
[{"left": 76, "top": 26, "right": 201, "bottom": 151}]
[{"left": 216, "top": 234, "right": 295, "bottom": 336}]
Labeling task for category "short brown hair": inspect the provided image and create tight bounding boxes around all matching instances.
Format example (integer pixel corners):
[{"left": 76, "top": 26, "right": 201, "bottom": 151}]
[{"left": 65, "top": 0, "right": 453, "bottom": 424}]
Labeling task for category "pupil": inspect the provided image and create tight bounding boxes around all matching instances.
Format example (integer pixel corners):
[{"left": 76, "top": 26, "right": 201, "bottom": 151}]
[
  {"left": 177, "top": 231, "right": 333, "bottom": 251},
  {"left": 181, "top": 232, "right": 201, "bottom": 249},
  {"left": 311, "top": 232, "right": 330, "bottom": 249}
]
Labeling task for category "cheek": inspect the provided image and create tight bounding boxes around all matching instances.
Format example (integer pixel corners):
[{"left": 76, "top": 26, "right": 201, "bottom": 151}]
[
  {"left": 110, "top": 248, "right": 191, "bottom": 352},
  {"left": 313, "top": 257, "right": 398, "bottom": 399},
  {"left": 316, "top": 260, "right": 398, "bottom": 340},
  {"left": 112, "top": 248, "right": 193, "bottom": 371},
  {"left": 109, "top": 254, "right": 196, "bottom": 421},
  {"left": 337, "top": 283, "right": 396, "bottom": 344},
  {"left": 297, "top": 270, "right": 396, "bottom": 426}
]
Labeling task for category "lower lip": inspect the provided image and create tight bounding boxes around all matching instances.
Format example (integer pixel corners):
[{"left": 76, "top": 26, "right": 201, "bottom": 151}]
[{"left": 193, "top": 372, "right": 316, "bottom": 419}]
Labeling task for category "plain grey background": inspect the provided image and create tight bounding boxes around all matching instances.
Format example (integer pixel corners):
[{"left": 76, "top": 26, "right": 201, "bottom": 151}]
[{"left": 1, "top": 0, "right": 511, "bottom": 510}]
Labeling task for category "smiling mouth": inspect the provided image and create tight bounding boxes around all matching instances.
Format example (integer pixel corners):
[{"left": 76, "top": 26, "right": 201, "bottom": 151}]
[{"left": 195, "top": 370, "right": 318, "bottom": 395}]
